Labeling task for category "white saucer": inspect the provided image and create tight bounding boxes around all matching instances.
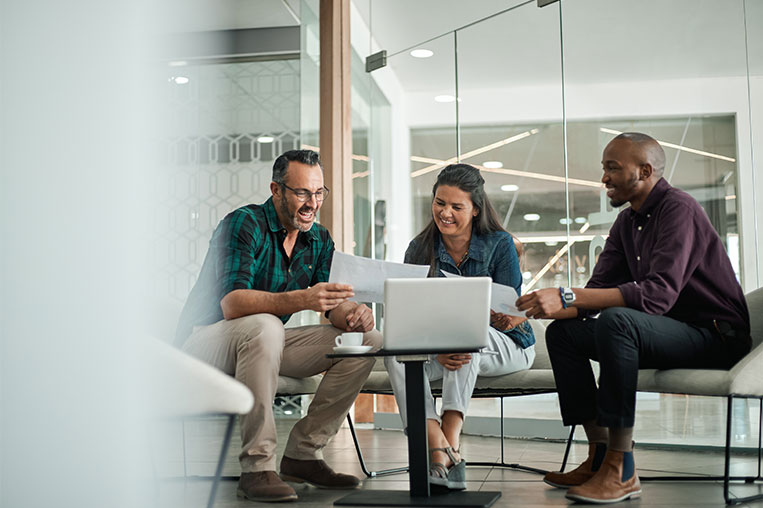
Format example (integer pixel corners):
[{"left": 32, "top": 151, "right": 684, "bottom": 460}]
[{"left": 333, "top": 345, "right": 372, "bottom": 354}]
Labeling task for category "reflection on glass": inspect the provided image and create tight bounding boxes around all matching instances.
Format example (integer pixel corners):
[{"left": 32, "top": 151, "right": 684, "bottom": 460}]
[{"left": 562, "top": 0, "right": 747, "bottom": 287}]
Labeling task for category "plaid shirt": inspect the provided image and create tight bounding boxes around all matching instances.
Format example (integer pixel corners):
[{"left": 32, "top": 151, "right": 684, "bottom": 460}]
[{"left": 175, "top": 197, "right": 334, "bottom": 345}]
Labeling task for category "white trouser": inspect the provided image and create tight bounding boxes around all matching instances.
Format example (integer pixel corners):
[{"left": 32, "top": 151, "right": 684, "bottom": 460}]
[{"left": 384, "top": 327, "right": 536, "bottom": 427}]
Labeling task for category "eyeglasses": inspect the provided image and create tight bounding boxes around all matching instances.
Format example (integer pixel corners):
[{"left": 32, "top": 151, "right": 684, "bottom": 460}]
[{"left": 280, "top": 183, "right": 330, "bottom": 202}]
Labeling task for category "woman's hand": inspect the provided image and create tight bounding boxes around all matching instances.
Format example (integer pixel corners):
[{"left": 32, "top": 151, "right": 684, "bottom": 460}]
[
  {"left": 437, "top": 353, "right": 472, "bottom": 371},
  {"left": 490, "top": 311, "right": 527, "bottom": 331}
]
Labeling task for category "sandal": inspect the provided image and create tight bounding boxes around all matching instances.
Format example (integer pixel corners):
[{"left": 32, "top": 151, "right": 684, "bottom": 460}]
[{"left": 429, "top": 447, "right": 466, "bottom": 490}]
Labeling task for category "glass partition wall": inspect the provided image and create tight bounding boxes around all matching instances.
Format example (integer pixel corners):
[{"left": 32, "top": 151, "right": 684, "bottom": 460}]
[
  {"left": 357, "top": 0, "right": 762, "bottom": 445},
  {"left": 360, "top": 0, "right": 760, "bottom": 291}
]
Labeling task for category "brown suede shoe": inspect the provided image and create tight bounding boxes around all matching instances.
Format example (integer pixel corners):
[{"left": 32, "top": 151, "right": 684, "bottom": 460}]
[
  {"left": 237, "top": 471, "right": 298, "bottom": 503},
  {"left": 566, "top": 450, "right": 642, "bottom": 504},
  {"left": 279, "top": 456, "right": 361, "bottom": 489},
  {"left": 544, "top": 442, "right": 606, "bottom": 489}
]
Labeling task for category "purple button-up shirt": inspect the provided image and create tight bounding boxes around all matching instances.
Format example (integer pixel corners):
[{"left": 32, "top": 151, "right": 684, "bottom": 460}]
[{"left": 585, "top": 178, "right": 750, "bottom": 331}]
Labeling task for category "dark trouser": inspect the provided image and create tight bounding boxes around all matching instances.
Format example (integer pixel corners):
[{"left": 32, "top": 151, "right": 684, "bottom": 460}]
[{"left": 545, "top": 307, "right": 750, "bottom": 428}]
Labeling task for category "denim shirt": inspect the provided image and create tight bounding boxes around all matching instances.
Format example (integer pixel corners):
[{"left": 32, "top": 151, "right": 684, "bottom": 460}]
[{"left": 404, "top": 229, "right": 535, "bottom": 349}]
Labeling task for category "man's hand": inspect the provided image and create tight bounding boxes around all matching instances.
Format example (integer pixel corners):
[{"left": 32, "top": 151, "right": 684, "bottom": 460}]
[
  {"left": 328, "top": 301, "right": 375, "bottom": 332},
  {"left": 344, "top": 303, "right": 374, "bottom": 332},
  {"left": 302, "top": 282, "right": 354, "bottom": 312},
  {"left": 437, "top": 353, "right": 472, "bottom": 371},
  {"left": 516, "top": 288, "right": 564, "bottom": 319},
  {"left": 490, "top": 311, "right": 526, "bottom": 331}
]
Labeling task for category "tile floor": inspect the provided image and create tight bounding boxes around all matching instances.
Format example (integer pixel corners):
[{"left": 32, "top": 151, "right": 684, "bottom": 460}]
[{"left": 155, "top": 414, "right": 763, "bottom": 508}]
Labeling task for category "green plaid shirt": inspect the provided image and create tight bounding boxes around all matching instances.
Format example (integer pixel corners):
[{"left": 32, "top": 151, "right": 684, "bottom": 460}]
[{"left": 175, "top": 197, "right": 334, "bottom": 345}]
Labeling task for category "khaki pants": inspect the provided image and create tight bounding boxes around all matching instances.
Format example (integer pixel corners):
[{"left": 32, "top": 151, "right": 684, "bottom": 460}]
[{"left": 182, "top": 313, "right": 382, "bottom": 472}]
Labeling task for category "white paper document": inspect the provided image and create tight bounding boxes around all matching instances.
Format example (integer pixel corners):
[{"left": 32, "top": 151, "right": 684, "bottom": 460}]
[
  {"left": 328, "top": 251, "right": 429, "bottom": 303},
  {"left": 441, "top": 270, "right": 525, "bottom": 317}
]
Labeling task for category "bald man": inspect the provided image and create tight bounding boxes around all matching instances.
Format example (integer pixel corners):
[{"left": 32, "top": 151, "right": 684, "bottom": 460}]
[{"left": 517, "top": 132, "right": 750, "bottom": 504}]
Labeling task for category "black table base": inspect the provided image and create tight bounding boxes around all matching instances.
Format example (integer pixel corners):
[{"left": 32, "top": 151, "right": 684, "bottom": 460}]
[
  {"left": 334, "top": 490, "right": 501, "bottom": 508},
  {"left": 328, "top": 353, "right": 500, "bottom": 508}
]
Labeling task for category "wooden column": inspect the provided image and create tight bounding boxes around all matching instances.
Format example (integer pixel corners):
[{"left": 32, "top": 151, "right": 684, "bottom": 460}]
[
  {"left": 319, "top": 0, "right": 353, "bottom": 253},
  {"left": 320, "top": 0, "right": 372, "bottom": 422}
]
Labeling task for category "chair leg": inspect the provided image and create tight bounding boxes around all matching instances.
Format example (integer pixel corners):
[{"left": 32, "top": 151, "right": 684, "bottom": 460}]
[
  {"left": 207, "top": 414, "right": 236, "bottom": 508},
  {"left": 346, "top": 413, "right": 409, "bottom": 478},
  {"left": 757, "top": 398, "right": 762, "bottom": 481},
  {"left": 722, "top": 395, "right": 763, "bottom": 506},
  {"left": 467, "top": 396, "right": 550, "bottom": 475},
  {"left": 560, "top": 424, "right": 576, "bottom": 472}
]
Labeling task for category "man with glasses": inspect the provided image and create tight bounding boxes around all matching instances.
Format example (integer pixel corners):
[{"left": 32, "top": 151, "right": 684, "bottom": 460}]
[{"left": 175, "top": 149, "right": 381, "bottom": 503}]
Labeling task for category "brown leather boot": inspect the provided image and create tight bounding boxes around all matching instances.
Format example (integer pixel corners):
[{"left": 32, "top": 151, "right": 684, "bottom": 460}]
[
  {"left": 237, "top": 471, "right": 298, "bottom": 503},
  {"left": 279, "top": 456, "right": 360, "bottom": 489},
  {"left": 566, "top": 449, "right": 641, "bottom": 504},
  {"left": 544, "top": 442, "right": 606, "bottom": 489}
]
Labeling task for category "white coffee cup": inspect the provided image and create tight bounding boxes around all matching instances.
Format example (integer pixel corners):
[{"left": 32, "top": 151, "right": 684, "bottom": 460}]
[{"left": 335, "top": 332, "right": 363, "bottom": 347}]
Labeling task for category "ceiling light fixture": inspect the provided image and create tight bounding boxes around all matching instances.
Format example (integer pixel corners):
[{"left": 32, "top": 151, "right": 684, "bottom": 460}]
[
  {"left": 257, "top": 136, "right": 274, "bottom": 143},
  {"left": 410, "top": 49, "right": 434, "bottom": 58},
  {"left": 500, "top": 184, "right": 519, "bottom": 192},
  {"left": 559, "top": 217, "right": 572, "bottom": 225},
  {"left": 523, "top": 213, "right": 540, "bottom": 222},
  {"left": 600, "top": 127, "right": 736, "bottom": 163},
  {"left": 574, "top": 216, "right": 587, "bottom": 224},
  {"left": 410, "top": 129, "right": 541, "bottom": 178},
  {"left": 483, "top": 161, "right": 503, "bottom": 169},
  {"left": 434, "top": 95, "right": 456, "bottom": 103},
  {"left": 171, "top": 76, "right": 190, "bottom": 84}
]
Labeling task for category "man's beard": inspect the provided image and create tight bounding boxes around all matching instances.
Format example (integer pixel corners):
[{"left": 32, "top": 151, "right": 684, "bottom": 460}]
[
  {"left": 609, "top": 196, "right": 627, "bottom": 208},
  {"left": 280, "top": 195, "right": 314, "bottom": 232},
  {"left": 609, "top": 173, "right": 639, "bottom": 208}
]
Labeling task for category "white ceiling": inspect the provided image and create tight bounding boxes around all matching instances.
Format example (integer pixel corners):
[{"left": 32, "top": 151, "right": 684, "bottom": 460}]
[{"left": 355, "top": 0, "right": 760, "bottom": 94}]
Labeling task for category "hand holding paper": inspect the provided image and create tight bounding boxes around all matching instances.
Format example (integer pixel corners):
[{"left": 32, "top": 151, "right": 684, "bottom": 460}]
[{"left": 328, "top": 251, "right": 429, "bottom": 303}]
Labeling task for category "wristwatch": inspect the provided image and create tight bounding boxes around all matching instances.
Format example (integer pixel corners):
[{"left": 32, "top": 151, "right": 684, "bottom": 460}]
[{"left": 560, "top": 287, "right": 576, "bottom": 309}]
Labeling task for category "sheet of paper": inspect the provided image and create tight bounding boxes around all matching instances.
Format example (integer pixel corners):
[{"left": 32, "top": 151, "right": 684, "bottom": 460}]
[
  {"left": 328, "top": 251, "right": 429, "bottom": 303},
  {"left": 441, "top": 270, "right": 525, "bottom": 317}
]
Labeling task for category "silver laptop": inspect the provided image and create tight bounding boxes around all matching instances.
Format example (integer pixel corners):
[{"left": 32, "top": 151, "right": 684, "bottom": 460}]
[{"left": 383, "top": 277, "right": 492, "bottom": 353}]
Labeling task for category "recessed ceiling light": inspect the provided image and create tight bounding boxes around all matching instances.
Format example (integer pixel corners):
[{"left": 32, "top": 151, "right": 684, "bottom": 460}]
[
  {"left": 168, "top": 60, "right": 187, "bottom": 67},
  {"left": 559, "top": 217, "right": 572, "bottom": 225},
  {"left": 523, "top": 213, "right": 540, "bottom": 222},
  {"left": 171, "top": 76, "right": 190, "bottom": 84},
  {"left": 483, "top": 161, "right": 503, "bottom": 169},
  {"left": 500, "top": 184, "right": 519, "bottom": 192},
  {"left": 545, "top": 241, "right": 559, "bottom": 246},
  {"left": 410, "top": 49, "right": 433, "bottom": 58},
  {"left": 434, "top": 95, "right": 456, "bottom": 103},
  {"left": 257, "top": 136, "right": 275, "bottom": 143},
  {"left": 574, "top": 216, "right": 587, "bottom": 224},
  {"left": 522, "top": 271, "right": 532, "bottom": 280}
]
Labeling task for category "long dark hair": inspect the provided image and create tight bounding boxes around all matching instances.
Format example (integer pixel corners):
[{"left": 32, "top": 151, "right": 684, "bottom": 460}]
[{"left": 408, "top": 163, "right": 521, "bottom": 270}]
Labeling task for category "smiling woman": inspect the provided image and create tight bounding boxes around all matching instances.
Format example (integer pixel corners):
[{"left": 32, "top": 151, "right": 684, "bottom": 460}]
[{"left": 385, "top": 163, "right": 536, "bottom": 491}]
